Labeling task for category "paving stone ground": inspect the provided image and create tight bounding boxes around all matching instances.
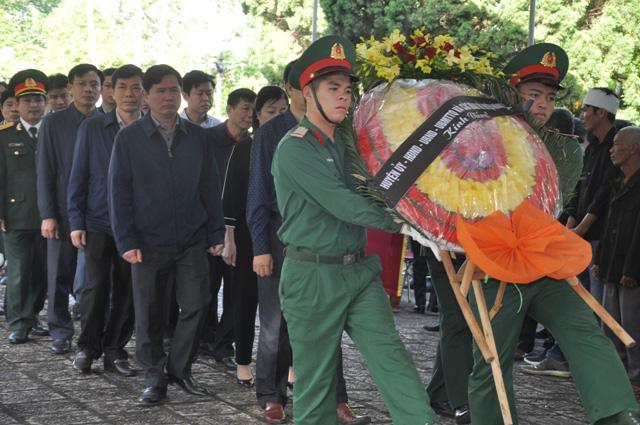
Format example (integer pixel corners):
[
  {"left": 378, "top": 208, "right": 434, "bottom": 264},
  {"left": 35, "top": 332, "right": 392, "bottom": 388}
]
[{"left": 0, "top": 280, "right": 636, "bottom": 424}]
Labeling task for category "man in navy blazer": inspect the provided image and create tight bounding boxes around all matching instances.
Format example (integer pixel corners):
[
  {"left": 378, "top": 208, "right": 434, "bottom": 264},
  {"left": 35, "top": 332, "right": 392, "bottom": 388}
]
[
  {"left": 68, "top": 65, "right": 144, "bottom": 377},
  {"left": 108, "top": 64, "right": 225, "bottom": 406}
]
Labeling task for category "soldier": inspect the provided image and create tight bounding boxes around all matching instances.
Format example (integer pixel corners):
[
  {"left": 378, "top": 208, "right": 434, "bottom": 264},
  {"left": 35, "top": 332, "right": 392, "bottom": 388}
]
[
  {"left": 0, "top": 70, "right": 50, "bottom": 343},
  {"left": 271, "top": 35, "right": 438, "bottom": 425},
  {"left": 466, "top": 44, "right": 640, "bottom": 425}
]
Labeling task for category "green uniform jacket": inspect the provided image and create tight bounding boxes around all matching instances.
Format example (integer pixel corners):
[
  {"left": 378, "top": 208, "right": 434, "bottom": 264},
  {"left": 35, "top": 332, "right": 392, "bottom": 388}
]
[
  {"left": 594, "top": 168, "right": 640, "bottom": 283},
  {"left": 0, "top": 122, "right": 41, "bottom": 230},
  {"left": 272, "top": 116, "right": 400, "bottom": 255}
]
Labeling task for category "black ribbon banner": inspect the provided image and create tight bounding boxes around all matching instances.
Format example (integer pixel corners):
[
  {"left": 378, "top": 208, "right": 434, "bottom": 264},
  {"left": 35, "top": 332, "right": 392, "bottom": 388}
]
[{"left": 370, "top": 96, "right": 533, "bottom": 208}]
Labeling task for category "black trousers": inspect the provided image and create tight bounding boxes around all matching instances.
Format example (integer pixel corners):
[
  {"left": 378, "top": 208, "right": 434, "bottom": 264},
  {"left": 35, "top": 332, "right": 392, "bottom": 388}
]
[
  {"left": 131, "top": 245, "right": 211, "bottom": 387},
  {"left": 233, "top": 217, "right": 258, "bottom": 366},
  {"left": 410, "top": 239, "right": 428, "bottom": 307},
  {"left": 209, "top": 256, "right": 235, "bottom": 359},
  {"left": 77, "top": 232, "right": 134, "bottom": 361},
  {"left": 255, "top": 213, "right": 348, "bottom": 409},
  {"left": 47, "top": 219, "right": 77, "bottom": 340}
]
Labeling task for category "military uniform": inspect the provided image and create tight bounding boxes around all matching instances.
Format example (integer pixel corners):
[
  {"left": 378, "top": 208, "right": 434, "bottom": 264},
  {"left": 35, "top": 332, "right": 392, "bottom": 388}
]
[
  {"left": 272, "top": 36, "right": 438, "bottom": 425},
  {"left": 466, "top": 44, "right": 640, "bottom": 425},
  {"left": 0, "top": 70, "right": 49, "bottom": 336}
]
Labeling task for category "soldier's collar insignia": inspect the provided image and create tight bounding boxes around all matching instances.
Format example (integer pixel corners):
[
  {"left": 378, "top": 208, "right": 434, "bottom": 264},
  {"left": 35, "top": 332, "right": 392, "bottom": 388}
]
[
  {"left": 312, "top": 129, "right": 325, "bottom": 147},
  {"left": 16, "top": 123, "right": 22, "bottom": 131},
  {"left": 0, "top": 122, "right": 15, "bottom": 131},
  {"left": 331, "top": 43, "right": 346, "bottom": 60},
  {"left": 541, "top": 52, "right": 556, "bottom": 68}
]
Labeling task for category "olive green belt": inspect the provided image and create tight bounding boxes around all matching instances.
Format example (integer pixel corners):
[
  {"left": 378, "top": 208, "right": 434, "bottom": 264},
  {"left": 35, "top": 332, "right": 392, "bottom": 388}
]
[{"left": 284, "top": 247, "right": 366, "bottom": 266}]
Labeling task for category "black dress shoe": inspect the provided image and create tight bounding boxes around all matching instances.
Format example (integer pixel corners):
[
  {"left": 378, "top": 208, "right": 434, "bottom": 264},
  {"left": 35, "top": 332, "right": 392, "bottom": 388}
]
[
  {"left": 9, "top": 329, "right": 29, "bottom": 344},
  {"left": 237, "top": 377, "right": 255, "bottom": 388},
  {"left": 104, "top": 359, "right": 138, "bottom": 376},
  {"left": 430, "top": 401, "right": 454, "bottom": 418},
  {"left": 454, "top": 404, "right": 471, "bottom": 424},
  {"left": 423, "top": 323, "right": 440, "bottom": 332},
  {"left": 51, "top": 338, "right": 72, "bottom": 354},
  {"left": 70, "top": 304, "right": 81, "bottom": 321},
  {"left": 31, "top": 322, "right": 49, "bottom": 337},
  {"left": 168, "top": 374, "right": 209, "bottom": 396},
  {"left": 216, "top": 356, "right": 236, "bottom": 370},
  {"left": 138, "top": 386, "right": 167, "bottom": 406},
  {"left": 73, "top": 351, "right": 94, "bottom": 373},
  {"left": 412, "top": 305, "right": 425, "bottom": 314}
]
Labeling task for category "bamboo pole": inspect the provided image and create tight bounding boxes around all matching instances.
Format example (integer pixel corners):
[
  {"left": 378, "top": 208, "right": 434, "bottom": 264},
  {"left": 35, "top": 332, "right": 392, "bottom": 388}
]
[
  {"left": 489, "top": 281, "right": 507, "bottom": 320},
  {"left": 566, "top": 276, "right": 635, "bottom": 347},
  {"left": 472, "top": 279, "right": 513, "bottom": 425}
]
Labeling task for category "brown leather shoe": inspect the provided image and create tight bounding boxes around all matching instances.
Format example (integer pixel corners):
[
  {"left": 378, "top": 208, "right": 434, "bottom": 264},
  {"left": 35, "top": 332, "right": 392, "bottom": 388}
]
[
  {"left": 337, "top": 403, "right": 371, "bottom": 425},
  {"left": 263, "top": 402, "right": 286, "bottom": 424},
  {"left": 104, "top": 359, "right": 138, "bottom": 377}
]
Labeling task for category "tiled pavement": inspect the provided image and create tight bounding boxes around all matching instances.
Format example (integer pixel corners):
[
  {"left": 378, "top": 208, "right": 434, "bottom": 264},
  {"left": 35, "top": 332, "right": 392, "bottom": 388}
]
[{"left": 0, "top": 281, "right": 633, "bottom": 425}]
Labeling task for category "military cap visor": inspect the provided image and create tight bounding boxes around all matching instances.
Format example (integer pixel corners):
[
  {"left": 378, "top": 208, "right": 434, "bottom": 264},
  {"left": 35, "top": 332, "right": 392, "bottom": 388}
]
[
  {"left": 289, "top": 35, "right": 359, "bottom": 90},
  {"left": 504, "top": 43, "right": 568, "bottom": 89},
  {"left": 8, "top": 69, "right": 49, "bottom": 97}
]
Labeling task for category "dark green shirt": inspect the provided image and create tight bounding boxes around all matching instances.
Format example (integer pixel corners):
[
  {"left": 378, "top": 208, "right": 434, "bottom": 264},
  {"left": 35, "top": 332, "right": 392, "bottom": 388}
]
[
  {"left": 272, "top": 116, "right": 401, "bottom": 256},
  {"left": 594, "top": 168, "right": 640, "bottom": 283},
  {"left": 0, "top": 122, "right": 41, "bottom": 230}
]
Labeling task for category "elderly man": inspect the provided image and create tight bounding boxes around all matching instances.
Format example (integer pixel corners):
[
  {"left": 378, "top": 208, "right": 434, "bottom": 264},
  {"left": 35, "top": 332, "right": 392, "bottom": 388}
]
[{"left": 593, "top": 127, "right": 640, "bottom": 390}]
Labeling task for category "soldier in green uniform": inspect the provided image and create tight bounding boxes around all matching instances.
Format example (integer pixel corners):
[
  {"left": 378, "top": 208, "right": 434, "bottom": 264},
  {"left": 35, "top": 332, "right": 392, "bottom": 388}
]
[
  {"left": 0, "top": 70, "right": 49, "bottom": 343},
  {"left": 271, "top": 35, "right": 439, "bottom": 425},
  {"left": 465, "top": 44, "right": 640, "bottom": 425}
]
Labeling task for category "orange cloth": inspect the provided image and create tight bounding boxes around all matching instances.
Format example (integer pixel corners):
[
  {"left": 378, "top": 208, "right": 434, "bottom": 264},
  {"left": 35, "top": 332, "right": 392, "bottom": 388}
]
[{"left": 456, "top": 200, "right": 591, "bottom": 284}]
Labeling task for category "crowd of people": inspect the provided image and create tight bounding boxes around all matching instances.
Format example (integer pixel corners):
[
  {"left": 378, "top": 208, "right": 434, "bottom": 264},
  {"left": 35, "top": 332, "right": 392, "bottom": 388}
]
[{"left": 0, "top": 33, "right": 639, "bottom": 425}]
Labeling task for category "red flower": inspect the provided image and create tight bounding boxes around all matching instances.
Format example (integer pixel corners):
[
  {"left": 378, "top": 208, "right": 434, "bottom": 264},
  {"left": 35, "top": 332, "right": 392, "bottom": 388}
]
[
  {"left": 454, "top": 50, "right": 461, "bottom": 58},
  {"left": 405, "top": 53, "right": 417, "bottom": 64},
  {"left": 408, "top": 38, "right": 416, "bottom": 47},
  {"left": 424, "top": 47, "right": 437, "bottom": 60},
  {"left": 415, "top": 36, "right": 426, "bottom": 46},
  {"left": 443, "top": 42, "right": 455, "bottom": 53},
  {"left": 392, "top": 42, "right": 407, "bottom": 56}
]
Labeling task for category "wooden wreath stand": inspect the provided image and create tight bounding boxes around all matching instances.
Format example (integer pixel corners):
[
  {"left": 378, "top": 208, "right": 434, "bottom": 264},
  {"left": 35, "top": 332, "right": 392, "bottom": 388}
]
[{"left": 439, "top": 249, "right": 636, "bottom": 425}]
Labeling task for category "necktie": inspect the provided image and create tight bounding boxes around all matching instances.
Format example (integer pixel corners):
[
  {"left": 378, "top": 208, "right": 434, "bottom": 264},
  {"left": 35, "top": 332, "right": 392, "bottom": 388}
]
[{"left": 28, "top": 127, "right": 37, "bottom": 140}]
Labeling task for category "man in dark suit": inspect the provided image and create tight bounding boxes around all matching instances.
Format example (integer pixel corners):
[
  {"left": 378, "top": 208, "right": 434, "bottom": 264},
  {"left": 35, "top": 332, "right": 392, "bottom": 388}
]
[
  {"left": 109, "top": 64, "right": 225, "bottom": 406},
  {"left": 67, "top": 65, "right": 144, "bottom": 376},
  {"left": 37, "top": 64, "right": 104, "bottom": 354},
  {"left": 0, "top": 69, "right": 50, "bottom": 343}
]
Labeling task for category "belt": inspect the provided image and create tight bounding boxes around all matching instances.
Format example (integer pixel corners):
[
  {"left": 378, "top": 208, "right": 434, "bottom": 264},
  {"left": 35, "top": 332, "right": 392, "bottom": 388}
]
[{"left": 284, "top": 247, "right": 366, "bottom": 266}]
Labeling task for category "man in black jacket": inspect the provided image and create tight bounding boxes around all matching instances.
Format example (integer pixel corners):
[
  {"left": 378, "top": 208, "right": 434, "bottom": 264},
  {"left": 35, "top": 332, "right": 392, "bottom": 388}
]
[{"left": 108, "top": 64, "right": 225, "bottom": 406}]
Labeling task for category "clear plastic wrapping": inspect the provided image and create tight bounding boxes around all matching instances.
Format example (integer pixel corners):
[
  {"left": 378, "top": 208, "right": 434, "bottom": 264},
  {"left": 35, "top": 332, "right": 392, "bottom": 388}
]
[{"left": 354, "top": 79, "right": 561, "bottom": 251}]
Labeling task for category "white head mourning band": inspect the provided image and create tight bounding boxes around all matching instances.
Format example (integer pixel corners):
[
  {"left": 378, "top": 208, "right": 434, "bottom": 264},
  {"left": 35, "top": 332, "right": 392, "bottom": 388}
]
[{"left": 583, "top": 89, "right": 620, "bottom": 114}]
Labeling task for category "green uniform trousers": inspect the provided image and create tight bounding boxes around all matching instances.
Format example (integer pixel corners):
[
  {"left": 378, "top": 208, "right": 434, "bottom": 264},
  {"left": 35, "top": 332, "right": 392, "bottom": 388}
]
[
  {"left": 279, "top": 254, "right": 438, "bottom": 425},
  {"left": 468, "top": 277, "right": 637, "bottom": 425},
  {"left": 425, "top": 250, "right": 473, "bottom": 410},
  {"left": 3, "top": 229, "right": 47, "bottom": 331}
]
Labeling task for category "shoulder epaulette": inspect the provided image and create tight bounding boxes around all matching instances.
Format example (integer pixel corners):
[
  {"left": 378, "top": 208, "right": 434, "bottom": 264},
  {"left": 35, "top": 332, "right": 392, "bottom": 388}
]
[
  {"left": 0, "top": 122, "right": 15, "bottom": 131},
  {"left": 291, "top": 126, "right": 309, "bottom": 138}
]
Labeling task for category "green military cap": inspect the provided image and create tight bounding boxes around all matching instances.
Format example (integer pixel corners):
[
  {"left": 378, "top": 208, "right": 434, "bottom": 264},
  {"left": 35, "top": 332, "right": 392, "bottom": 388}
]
[
  {"left": 503, "top": 43, "right": 568, "bottom": 89},
  {"left": 288, "top": 35, "right": 359, "bottom": 90},
  {"left": 8, "top": 69, "right": 49, "bottom": 97}
]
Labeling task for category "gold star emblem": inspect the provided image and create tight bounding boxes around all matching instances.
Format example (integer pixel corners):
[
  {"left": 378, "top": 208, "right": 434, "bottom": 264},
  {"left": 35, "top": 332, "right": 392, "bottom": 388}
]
[
  {"left": 331, "top": 43, "right": 346, "bottom": 60},
  {"left": 25, "top": 78, "right": 36, "bottom": 87},
  {"left": 541, "top": 52, "right": 556, "bottom": 68}
]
